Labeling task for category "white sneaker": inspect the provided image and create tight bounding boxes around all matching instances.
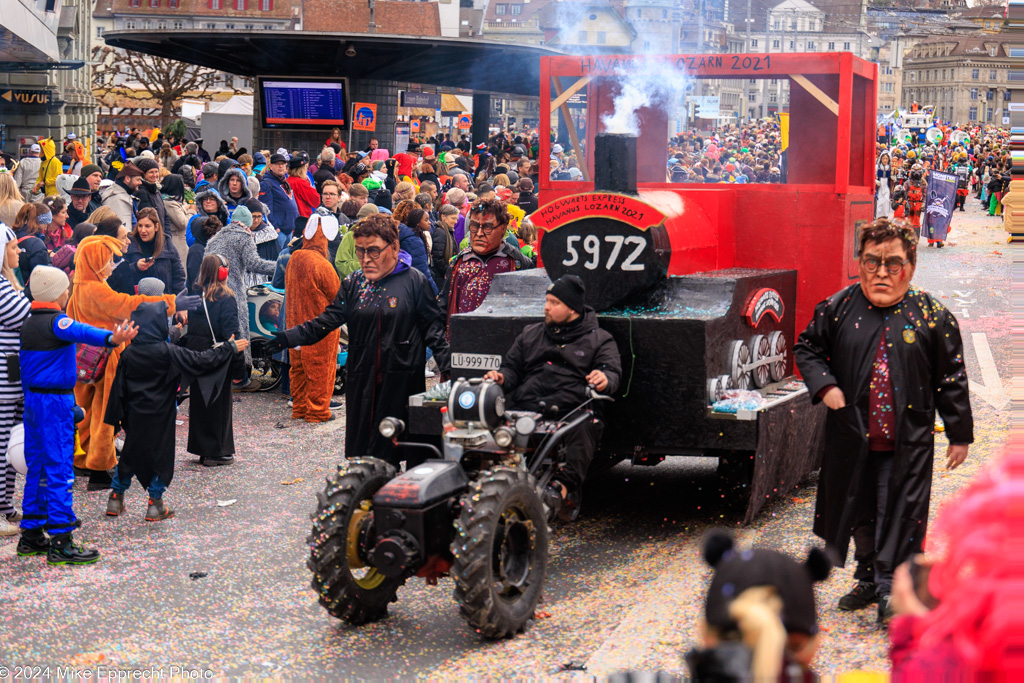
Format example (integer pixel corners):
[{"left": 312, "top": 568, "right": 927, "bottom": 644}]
[
  {"left": 287, "top": 399, "right": 293, "bottom": 407},
  {"left": 425, "top": 367, "right": 436, "bottom": 378},
  {"left": 0, "top": 516, "right": 19, "bottom": 537},
  {"left": 6, "top": 510, "right": 22, "bottom": 523}
]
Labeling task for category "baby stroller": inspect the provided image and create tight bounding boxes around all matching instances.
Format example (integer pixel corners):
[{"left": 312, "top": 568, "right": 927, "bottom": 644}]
[{"left": 247, "top": 284, "right": 348, "bottom": 394}]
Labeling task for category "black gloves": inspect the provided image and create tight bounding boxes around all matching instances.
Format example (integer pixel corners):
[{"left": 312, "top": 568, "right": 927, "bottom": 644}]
[{"left": 265, "top": 330, "right": 289, "bottom": 355}]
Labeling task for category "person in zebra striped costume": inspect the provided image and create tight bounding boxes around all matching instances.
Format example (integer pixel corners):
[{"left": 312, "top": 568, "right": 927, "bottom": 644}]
[{"left": 0, "top": 223, "right": 31, "bottom": 536}]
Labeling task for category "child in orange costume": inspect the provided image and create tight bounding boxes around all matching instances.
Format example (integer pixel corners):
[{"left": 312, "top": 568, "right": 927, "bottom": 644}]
[
  {"left": 67, "top": 235, "right": 179, "bottom": 488},
  {"left": 285, "top": 214, "right": 341, "bottom": 422}
]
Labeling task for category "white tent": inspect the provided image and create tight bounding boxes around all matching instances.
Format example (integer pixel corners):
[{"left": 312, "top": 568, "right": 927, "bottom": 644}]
[{"left": 201, "top": 96, "right": 254, "bottom": 152}]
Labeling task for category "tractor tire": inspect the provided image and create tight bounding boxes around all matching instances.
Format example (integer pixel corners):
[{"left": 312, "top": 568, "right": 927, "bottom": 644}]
[
  {"left": 307, "top": 457, "right": 405, "bottom": 625},
  {"left": 451, "top": 467, "right": 549, "bottom": 639}
]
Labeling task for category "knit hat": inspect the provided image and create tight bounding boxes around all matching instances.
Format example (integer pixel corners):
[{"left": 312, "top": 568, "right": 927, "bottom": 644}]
[
  {"left": 29, "top": 266, "right": 70, "bottom": 303},
  {"left": 701, "top": 531, "right": 831, "bottom": 637},
  {"left": 269, "top": 153, "right": 287, "bottom": 165},
  {"left": 546, "top": 274, "right": 585, "bottom": 313},
  {"left": 355, "top": 204, "right": 380, "bottom": 220},
  {"left": 243, "top": 198, "right": 264, "bottom": 216},
  {"left": 134, "top": 158, "right": 159, "bottom": 175},
  {"left": 137, "top": 277, "right": 165, "bottom": 296},
  {"left": 373, "top": 192, "right": 392, "bottom": 211},
  {"left": 80, "top": 163, "right": 102, "bottom": 179},
  {"left": 68, "top": 177, "right": 92, "bottom": 196},
  {"left": 231, "top": 205, "right": 253, "bottom": 228}
]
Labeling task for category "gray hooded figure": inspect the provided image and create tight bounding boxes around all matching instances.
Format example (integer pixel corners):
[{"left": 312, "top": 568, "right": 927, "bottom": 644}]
[{"left": 217, "top": 167, "right": 253, "bottom": 212}]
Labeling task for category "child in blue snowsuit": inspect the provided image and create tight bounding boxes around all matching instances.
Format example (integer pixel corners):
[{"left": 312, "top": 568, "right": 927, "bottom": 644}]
[{"left": 16, "top": 266, "right": 137, "bottom": 565}]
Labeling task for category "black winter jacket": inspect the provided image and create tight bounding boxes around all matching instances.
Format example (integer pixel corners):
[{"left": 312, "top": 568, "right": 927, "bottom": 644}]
[
  {"left": 135, "top": 179, "right": 167, "bottom": 233},
  {"left": 499, "top": 308, "right": 621, "bottom": 412},
  {"left": 125, "top": 236, "right": 186, "bottom": 295}
]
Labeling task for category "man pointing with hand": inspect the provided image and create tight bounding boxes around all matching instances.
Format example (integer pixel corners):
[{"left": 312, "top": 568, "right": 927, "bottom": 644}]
[{"left": 795, "top": 219, "right": 973, "bottom": 625}]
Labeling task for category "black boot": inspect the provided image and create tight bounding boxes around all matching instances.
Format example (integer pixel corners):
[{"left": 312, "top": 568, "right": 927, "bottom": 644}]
[
  {"left": 145, "top": 498, "right": 175, "bottom": 522},
  {"left": 87, "top": 468, "right": 114, "bottom": 491},
  {"left": 837, "top": 580, "right": 878, "bottom": 611},
  {"left": 47, "top": 533, "right": 100, "bottom": 565},
  {"left": 201, "top": 456, "right": 234, "bottom": 467},
  {"left": 541, "top": 483, "right": 563, "bottom": 522},
  {"left": 16, "top": 529, "right": 49, "bottom": 557}
]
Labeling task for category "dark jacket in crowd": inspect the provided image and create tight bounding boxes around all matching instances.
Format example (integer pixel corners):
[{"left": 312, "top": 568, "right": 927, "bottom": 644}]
[
  {"left": 15, "top": 230, "right": 51, "bottom": 287},
  {"left": 135, "top": 179, "right": 167, "bottom": 233},
  {"left": 517, "top": 191, "right": 539, "bottom": 216},
  {"left": 498, "top": 308, "right": 622, "bottom": 412},
  {"left": 258, "top": 170, "right": 299, "bottom": 239},
  {"left": 124, "top": 236, "right": 186, "bottom": 295},
  {"left": 429, "top": 222, "right": 454, "bottom": 290},
  {"left": 312, "top": 163, "right": 336, "bottom": 193}
]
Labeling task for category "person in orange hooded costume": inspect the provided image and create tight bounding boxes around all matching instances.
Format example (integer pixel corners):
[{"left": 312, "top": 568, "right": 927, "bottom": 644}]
[
  {"left": 68, "top": 235, "right": 183, "bottom": 490},
  {"left": 285, "top": 213, "right": 341, "bottom": 422}
]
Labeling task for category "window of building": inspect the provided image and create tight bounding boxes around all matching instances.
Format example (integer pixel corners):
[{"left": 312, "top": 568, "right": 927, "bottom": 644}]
[
  {"left": 773, "top": 21, "right": 780, "bottom": 29},
  {"left": 206, "top": 22, "right": 216, "bottom": 28},
  {"left": 511, "top": 4, "right": 521, "bottom": 15},
  {"left": 1005, "top": 90, "right": 1011, "bottom": 101},
  {"left": 843, "top": 42, "right": 850, "bottom": 50},
  {"left": 142, "top": 20, "right": 151, "bottom": 28},
  {"left": 261, "top": 0, "right": 272, "bottom": 9},
  {"left": 770, "top": 92, "right": 777, "bottom": 103},
  {"left": 790, "top": 20, "right": 797, "bottom": 30},
  {"left": 643, "top": 40, "right": 650, "bottom": 50},
  {"left": 596, "top": 31, "right": 606, "bottom": 44},
  {"left": 149, "top": 0, "right": 159, "bottom": 7},
  {"left": 245, "top": 23, "right": 253, "bottom": 29},
  {"left": 750, "top": 39, "right": 758, "bottom": 48},
  {"left": 809, "top": 20, "right": 815, "bottom": 30},
  {"left": 130, "top": 0, "right": 141, "bottom": 6},
  {"left": 827, "top": 41, "right": 834, "bottom": 50},
  {"left": 986, "top": 89, "right": 993, "bottom": 101},
  {"left": 971, "top": 88, "right": 978, "bottom": 100},
  {"left": 772, "top": 39, "right": 780, "bottom": 49},
  {"left": 495, "top": 3, "right": 506, "bottom": 14},
  {"left": 209, "top": 0, "right": 220, "bottom": 8},
  {"left": 807, "top": 41, "right": 814, "bottom": 50},
  {"left": 169, "top": 0, "right": 178, "bottom": 6},
  {"left": 225, "top": 23, "right": 235, "bottom": 29},
  {"left": 748, "top": 93, "right": 756, "bottom": 102},
  {"left": 942, "top": 69, "right": 946, "bottom": 79},
  {"left": 988, "top": 47, "right": 996, "bottom": 56},
  {"left": 789, "top": 41, "right": 795, "bottom": 50},
  {"left": 972, "top": 68, "right": 979, "bottom": 79},
  {"left": 749, "top": 79, "right": 756, "bottom": 84},
  {"left": 158, "top": 21, "right": 166, "bottom": 28},
  {"left": 662, "top": 9, "right": 667, "bottom": 18},
  {"left": 578, "top": 30, "right": 587, "bottom": 42},
  {"left": 969, "top": 106, "right": 977, "bottom": 121},
  {"left": 126, "top": 20, "right": 136, "bottom": 28},
  {"left": 989, "top": 69, "right": 996, "bottom": 80},
  {"left": 987, "top": 108, "right": 993, "bottom": 122},
  {"left": 770, "top": 78, "right": 777, "bottom": 85},
  {"left": 173, "top": 20, "right": 183, "bottom": 28},
  {"left": 235, "top": 0, "right": 246, "bottom": 9},
  {"left": 264, "top": 24, "right": 272, "bottom": 29}
]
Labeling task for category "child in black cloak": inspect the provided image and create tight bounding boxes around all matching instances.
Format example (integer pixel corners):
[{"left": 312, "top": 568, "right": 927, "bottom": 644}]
[
  {"left": 686, "top": 531, "right": 832, "bottom": 681},
  {"left": 104, "top": 300, "right": 248, "bottom": 521}
]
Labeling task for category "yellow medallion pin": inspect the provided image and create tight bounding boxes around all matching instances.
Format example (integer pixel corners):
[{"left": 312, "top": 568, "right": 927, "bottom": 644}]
[{"left": 902, "top": 328, "right": 916, "bottom": 344}]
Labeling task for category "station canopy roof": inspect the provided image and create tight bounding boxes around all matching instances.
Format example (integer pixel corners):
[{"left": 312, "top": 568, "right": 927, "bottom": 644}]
[{"left": 102, "top": 30, "right": 562, "bottom": 97}]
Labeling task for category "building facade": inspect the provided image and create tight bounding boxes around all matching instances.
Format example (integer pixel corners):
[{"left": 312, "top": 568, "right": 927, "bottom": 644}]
[
  {"left": 901, "top": 36, "right": 1016, "bottom": 125},
  {"left": 0, "top": 0, "right": 96, "bottom": 157}
]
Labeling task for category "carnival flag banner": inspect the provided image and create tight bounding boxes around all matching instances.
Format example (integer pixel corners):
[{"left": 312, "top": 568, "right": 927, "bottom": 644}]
[{"left": 923, "top": 170, "right": 957, "bottom": 242}]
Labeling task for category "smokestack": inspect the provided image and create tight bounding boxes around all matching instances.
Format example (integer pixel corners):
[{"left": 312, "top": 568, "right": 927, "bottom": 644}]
[{"left": 594, "top": 133, "right": 637, "bottom": 195}]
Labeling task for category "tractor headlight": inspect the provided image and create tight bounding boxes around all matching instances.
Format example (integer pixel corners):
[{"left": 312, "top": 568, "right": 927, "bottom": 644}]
[
  {"left": 494, "top": 426, "right": 514, "bottom": 448},
  {"left": 379, "top": 418, "right": 405, "bottom": 439}
]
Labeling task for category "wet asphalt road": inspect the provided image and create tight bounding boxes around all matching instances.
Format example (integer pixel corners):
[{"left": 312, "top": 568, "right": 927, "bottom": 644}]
[{"left": 0, "top": 199, "right": 1010, "bottom": 678}]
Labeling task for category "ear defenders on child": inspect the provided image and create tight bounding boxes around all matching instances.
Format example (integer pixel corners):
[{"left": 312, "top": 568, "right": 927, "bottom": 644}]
[{"left": 217, "top": 254, "right": 229, "bottom": 281}]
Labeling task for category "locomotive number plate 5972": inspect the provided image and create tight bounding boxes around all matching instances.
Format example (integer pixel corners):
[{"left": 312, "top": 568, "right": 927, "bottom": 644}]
[{"left": 451, "top": 353, "right": 502, "bottom": 370}]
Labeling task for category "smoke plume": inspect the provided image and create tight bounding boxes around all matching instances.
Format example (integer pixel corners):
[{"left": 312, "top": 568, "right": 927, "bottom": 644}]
[{"left": 600, "top": 58, "right": 693, "bottom": 137}]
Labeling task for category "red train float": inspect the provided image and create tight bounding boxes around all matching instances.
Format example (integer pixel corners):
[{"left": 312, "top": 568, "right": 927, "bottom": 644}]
[{"left": 419, "top": 52, "right": 879, "bottom": 522}]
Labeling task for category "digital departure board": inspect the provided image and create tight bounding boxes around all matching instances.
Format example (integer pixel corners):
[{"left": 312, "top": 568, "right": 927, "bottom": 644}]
[{"left": 258, "top": 78, "right": 348, "bottom": 129}]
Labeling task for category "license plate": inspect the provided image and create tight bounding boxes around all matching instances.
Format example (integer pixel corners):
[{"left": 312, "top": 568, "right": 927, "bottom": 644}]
[{"left": 451, "top": 353, "right": 501, "bottom": 371}]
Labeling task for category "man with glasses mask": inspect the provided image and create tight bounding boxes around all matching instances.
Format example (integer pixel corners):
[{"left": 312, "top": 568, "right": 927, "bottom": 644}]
[
  {"left": 438, "top": 198, "right": 532, "bottom": 337},
  {"left": 795, "top": 218, "right": 973, "bottom": 626},
  {"left": 266, "top": 214, "right": 450, "bottom": 465}
]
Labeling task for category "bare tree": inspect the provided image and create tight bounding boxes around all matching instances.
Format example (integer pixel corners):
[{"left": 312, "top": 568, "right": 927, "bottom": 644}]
[{"left": 92, "top": 46, "right": 248, "bottom": 127}]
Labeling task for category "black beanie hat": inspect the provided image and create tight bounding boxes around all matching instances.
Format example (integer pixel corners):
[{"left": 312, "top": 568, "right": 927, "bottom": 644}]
[
  {"left": 546, "top": 274, "right": 585, "bottom": 313},
  {"left": 243, "top": 198, "right": 264, "bottom": 215},
  {"left": 701, "top": 531, "right": 831, "bottom": 636},
  {"left": 134, "top": 158, "right": 160, "bottom": 175}
]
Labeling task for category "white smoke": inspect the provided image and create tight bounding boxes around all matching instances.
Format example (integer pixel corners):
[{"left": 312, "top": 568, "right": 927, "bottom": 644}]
[{"left": 600, "top": 58, "right": 693, "bottom": 137}]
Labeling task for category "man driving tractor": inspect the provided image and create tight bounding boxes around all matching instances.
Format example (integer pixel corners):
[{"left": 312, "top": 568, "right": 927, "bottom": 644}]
[{"left": 484, "top": 274, "right": 621, "bottom": 521}]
